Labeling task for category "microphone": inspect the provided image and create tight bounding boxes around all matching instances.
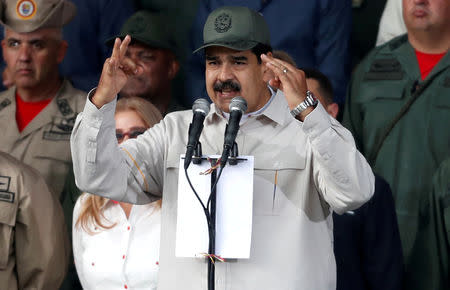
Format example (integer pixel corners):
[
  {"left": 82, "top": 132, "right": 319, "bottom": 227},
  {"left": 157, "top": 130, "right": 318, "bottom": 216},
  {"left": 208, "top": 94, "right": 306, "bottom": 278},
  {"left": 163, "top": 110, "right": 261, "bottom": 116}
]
[
  {"left": 184, "top": 98, "right": 210, "bottom": 169},
  {"left": 220, "top": 97, "right": 247, "bottom": 167}
]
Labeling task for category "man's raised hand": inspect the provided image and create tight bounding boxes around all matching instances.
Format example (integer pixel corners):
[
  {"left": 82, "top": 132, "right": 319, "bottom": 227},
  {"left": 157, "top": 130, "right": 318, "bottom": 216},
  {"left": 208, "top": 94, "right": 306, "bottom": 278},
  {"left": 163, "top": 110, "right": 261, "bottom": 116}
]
[
  {"left": 92, "top": 35, "right": 137, "bottom": 108},
  {"left": 261, "top": 53, "right": 313, "bottom": 121}
]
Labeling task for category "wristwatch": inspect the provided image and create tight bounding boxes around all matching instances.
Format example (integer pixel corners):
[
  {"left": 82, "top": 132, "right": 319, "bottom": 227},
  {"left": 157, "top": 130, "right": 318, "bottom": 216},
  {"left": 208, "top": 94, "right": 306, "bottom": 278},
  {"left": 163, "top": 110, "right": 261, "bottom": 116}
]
[{"left": 290, "top": 90, "right": 318, "bottom": 118}]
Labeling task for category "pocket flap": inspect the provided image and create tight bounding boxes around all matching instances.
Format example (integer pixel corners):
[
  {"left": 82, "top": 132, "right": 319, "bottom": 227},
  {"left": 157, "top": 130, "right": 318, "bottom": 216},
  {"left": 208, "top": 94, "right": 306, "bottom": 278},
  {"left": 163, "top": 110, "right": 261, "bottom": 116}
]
[
  {"left": 0, "top": 201, "right": 18, "bottom": 226},
  {"left": 356, "top": 80, "right": 406, "bottom": 103},
  {"left": 254, "top": 150, "right": 306, "bottom": 170}
]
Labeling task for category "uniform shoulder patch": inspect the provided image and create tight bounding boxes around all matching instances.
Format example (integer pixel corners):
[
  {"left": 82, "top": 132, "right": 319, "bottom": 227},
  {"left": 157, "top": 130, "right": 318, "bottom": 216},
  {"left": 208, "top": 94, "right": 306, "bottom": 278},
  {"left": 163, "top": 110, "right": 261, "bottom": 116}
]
[
  {"left": 0, "top": 176, "right": 14, "bottom": 203},
  {"left": 0, "top": 99, "right": 11, "bottom": 112},
  {"left": 57, "top": 99, "right": 74, "bottom": 116}
]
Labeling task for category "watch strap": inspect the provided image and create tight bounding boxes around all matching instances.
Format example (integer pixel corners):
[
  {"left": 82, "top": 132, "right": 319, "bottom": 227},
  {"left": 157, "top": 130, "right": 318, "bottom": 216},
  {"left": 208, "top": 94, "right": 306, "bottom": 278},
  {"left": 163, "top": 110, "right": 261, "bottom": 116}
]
[{"left": 290, "top": 91, "right": 318, "bottom": 117}]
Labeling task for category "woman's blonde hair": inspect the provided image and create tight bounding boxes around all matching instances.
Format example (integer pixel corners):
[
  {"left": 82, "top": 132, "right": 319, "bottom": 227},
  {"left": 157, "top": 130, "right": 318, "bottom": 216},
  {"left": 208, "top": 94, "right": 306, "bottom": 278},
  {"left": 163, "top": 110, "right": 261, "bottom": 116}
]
[{"left": 76, "top": 97, "right": 163, "bottom": 234}]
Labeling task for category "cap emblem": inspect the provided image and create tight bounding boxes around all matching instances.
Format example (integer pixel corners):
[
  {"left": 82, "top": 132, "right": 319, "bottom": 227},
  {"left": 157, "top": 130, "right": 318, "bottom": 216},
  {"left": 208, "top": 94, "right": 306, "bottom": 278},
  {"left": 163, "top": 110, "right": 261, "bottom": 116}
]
[
  {"left": 214, "top": 13, "right": 232, "bottom": 33},
  {"left": 16, "top": 0, "right": 37, "bottom": 20}
]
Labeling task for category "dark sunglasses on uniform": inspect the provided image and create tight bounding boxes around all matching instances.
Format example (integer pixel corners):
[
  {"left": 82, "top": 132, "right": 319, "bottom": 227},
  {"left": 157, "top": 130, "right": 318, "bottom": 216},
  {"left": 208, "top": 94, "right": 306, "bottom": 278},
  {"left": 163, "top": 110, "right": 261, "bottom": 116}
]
[{"left": 116, "top": 128, "right": 147, "bottom": 142}]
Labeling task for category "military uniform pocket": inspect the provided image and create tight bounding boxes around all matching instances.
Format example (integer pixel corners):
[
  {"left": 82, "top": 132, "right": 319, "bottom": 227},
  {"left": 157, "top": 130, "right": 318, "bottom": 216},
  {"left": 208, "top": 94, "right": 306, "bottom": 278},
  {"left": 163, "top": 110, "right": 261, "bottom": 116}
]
[
  {"left": 429, "top": 92, "right": 450, "bottom": 160},
  {"left": 0, "top": 202, "right": 17, "bottom": 269}
]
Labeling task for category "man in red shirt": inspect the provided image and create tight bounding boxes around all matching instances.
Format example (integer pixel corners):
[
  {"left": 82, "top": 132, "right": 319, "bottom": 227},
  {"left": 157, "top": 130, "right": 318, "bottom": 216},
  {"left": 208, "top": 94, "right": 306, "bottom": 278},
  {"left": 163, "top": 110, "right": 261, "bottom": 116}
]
[
  {"left": 343, "top": 1, "right": 450, "bottom": 289},
  {"left": 0, "top": 1, "right": 87, "bottom": 289},
  {"left": 0, "top": 0, "right": 86, "bottom": 199}
]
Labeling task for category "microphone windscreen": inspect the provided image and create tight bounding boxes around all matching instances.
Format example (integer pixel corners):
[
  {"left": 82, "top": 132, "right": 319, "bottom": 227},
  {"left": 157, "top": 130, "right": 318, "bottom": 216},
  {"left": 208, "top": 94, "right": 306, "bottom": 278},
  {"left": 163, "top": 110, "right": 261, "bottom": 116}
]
[
  {"left": 192, "top": 98, "right": 210, "bottom": 115},
  {"left": 229, "top": 96, "right": 247, "bottom": 113}
]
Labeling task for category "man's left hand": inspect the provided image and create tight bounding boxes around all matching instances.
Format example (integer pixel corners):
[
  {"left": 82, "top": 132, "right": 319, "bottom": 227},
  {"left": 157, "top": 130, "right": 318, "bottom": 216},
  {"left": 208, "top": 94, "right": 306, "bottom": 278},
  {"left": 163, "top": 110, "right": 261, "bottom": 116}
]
[{"left": 261, "top": 54, "right": 313, "bottom": 121}]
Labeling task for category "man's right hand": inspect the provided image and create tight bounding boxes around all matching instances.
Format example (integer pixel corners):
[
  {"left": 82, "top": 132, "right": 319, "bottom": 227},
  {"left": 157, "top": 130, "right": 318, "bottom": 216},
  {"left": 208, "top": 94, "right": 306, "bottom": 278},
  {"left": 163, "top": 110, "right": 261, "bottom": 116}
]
[{"left": 92, "top": 35, "right": 137, "bottom": 108}]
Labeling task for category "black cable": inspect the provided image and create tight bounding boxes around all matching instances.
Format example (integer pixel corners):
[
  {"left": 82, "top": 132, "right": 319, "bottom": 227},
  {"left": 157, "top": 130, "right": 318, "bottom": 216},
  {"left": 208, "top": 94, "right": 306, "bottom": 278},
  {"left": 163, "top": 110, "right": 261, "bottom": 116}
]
[
  {"left": 207, "top": 165, "right": 224, "bottom": 210},
  {"left": 184, "top": 160, "right": 226, "bottom": 290}
]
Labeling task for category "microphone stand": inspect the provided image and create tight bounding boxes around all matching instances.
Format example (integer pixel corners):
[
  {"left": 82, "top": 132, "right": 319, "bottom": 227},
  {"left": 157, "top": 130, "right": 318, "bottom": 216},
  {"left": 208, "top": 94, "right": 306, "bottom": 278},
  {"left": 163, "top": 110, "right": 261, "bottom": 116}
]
[
  {"left": 207, "top": 141, "right": 239, "bottom": 289},
  {"left": 208, "top": 167, "right": 217, "bottom": 290},
  {"left": 185, "top": 141, "right": 243, "bottom": 290}
]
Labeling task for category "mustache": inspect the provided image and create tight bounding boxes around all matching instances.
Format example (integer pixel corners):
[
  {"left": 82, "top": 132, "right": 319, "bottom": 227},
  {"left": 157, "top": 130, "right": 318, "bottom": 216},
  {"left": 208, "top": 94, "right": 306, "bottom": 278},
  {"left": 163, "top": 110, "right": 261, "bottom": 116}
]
[{"left": 213, "top": 80, "right": 241, "bottom": 92}]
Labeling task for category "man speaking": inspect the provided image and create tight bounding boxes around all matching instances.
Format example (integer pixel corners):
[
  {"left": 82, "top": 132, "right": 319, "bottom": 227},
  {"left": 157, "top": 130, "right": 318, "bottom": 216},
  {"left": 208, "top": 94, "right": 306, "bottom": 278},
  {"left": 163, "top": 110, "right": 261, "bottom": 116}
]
[{"left": 71, "top": 6, "right": 374, "bottom": 290}]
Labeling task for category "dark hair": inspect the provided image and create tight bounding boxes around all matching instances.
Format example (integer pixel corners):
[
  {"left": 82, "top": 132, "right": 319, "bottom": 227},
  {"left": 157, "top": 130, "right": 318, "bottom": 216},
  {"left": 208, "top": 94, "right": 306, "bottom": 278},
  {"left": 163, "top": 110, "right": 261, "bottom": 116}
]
[
  {"left": 251, "top": 43, "right": 272, "bottom": 64},
  {"left": 302, "top": 68, "right": 334, "bottom": 105}
]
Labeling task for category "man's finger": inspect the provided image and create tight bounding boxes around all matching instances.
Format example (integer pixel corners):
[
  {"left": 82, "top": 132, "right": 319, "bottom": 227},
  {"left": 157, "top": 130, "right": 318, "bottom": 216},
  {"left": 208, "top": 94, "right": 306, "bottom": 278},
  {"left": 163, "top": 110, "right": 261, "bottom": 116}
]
[
  {"left": 121, "top": 57, "right": 138, "bottom": 75},
  {"left": 119, "top": 35, "right": 131, "bottom": 60},
  {"left": 104, "top": 58, "right": 115, "bottom": 76},
  {"left": 265, "top": 60, "right": 292, "bottom": 83},
  {"left": 261, "top": 53, "right": 298, "bottom": 73},
  {"left": 111, "top": 38, "right": 121, "bottom": 60}
]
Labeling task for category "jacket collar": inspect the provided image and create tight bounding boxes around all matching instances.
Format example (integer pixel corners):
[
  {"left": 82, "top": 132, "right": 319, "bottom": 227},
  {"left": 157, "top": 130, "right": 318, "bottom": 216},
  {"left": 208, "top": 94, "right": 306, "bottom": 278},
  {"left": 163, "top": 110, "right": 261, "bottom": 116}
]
[{"left": 206, "top": 88, "right": 291, "bottom": 127}]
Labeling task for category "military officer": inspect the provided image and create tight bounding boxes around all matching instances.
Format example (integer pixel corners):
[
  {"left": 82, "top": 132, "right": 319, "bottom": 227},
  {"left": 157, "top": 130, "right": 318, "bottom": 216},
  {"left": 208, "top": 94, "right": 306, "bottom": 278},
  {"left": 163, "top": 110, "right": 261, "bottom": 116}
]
[
  {"left": 0, "top": 0, "right": 86, "bottom": 199},
  {"left": 0, "top": 151, "right": 69, "bottom": 289},
  {"left": 0, "top": 2, "right": 86, "bottom": 288},
  {"left": 343, "top": 0, "right": 450, "bottom": 289}
]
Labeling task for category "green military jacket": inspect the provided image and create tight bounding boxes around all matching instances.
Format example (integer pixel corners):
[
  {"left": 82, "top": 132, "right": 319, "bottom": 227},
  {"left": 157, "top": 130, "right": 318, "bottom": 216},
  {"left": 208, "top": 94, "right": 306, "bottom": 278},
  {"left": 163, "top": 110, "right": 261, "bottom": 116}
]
[
  {"left": 0, "top": 80, "right": 86, "bottom": 199},
  {"left": 406, "top": 159, "right": 450, "bottom": 289},
  {"left": 343, "top": 35, "right": 450, "bottom": 289}
]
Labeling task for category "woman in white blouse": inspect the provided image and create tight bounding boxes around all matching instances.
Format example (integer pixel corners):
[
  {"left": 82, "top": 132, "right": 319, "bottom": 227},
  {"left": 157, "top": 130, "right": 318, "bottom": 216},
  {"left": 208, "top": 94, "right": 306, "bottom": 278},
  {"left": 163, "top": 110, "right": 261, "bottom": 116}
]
[{"left": 73, "top": 97, "right": 163, "bottom": 290}]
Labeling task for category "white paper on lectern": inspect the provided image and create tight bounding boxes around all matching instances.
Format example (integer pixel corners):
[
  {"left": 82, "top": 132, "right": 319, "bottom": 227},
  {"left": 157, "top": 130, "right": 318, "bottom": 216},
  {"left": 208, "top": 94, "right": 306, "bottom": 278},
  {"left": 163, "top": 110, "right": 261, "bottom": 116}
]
[
  {"left": 175, "top": 155, "right": 254, "bottom": 259},
  {"left": 175, "top": 156, "right": 211, "bottom": 258}
]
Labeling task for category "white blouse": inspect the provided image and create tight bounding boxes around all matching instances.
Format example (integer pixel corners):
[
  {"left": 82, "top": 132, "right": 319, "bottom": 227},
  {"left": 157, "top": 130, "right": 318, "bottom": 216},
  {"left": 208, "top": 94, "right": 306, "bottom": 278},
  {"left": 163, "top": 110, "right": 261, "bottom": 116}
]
[{"left": 73, "top": 195, "right": 161, "bottom": 290}]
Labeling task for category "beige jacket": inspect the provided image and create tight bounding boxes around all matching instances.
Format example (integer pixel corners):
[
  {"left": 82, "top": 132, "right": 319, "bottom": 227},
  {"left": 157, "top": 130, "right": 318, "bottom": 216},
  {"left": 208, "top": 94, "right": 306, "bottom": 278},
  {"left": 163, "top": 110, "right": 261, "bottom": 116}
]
[
  {"left": 72, "top": 90, "right": 375, "bottom": 290},
  {"left": 0, "top": 80, "right": 86, "bottom": 199},
  {"left": 0, "top": 152, "right": 69, "bottom": 289}
]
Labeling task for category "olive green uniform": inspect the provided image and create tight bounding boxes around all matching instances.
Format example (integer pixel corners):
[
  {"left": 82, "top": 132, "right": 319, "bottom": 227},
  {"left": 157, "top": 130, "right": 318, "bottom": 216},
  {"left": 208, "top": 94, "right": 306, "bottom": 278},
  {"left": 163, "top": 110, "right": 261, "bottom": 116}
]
[
  {"left": 406, "top": 159, "right": 450, "bottom": 289},
  {"left": 0, "top": 152, "right": 69, "bottom": 289},
  {"left": 343, "top": 35, "right": 450, "bottom": 289},
  {"left": 0, "top": 79, "right": 86, "bottom": 199}
]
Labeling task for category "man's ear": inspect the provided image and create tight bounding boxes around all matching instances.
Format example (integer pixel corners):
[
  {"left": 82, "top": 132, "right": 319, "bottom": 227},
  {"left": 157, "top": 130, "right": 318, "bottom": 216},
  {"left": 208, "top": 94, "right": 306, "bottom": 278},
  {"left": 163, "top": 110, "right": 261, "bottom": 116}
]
[
  {"left": 56, "top": 40, "right": 68, "bottom": 64},
  {"left": 326, "top": 103, "right": 340, "bottom": 119},
  {"left": 168, "top": 59, "right": 180, "bottom": 80}
]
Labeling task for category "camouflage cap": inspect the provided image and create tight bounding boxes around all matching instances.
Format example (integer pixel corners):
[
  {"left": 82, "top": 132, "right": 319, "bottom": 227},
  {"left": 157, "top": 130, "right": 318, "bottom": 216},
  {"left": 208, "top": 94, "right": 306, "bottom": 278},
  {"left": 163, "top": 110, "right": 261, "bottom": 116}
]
[
  {"left": 0, "top": 0, "right": 76, "bottom": 33},
  {"left": 193, "top": 6, "right": 271, "bottom": 53},
  {"left": 106, "top": 10, "right": 178, "bottom": 55}
]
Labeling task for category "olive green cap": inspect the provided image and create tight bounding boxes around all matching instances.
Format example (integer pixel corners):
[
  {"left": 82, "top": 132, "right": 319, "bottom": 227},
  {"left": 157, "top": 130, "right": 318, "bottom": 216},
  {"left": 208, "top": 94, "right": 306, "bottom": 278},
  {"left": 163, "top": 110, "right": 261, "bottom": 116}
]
[
  {"left": 0, "top": 0, "right": 76, "bottom": 33},
  {"left": 106, "top": 10, "right": 178, "bottom": 55},
  {"left": 193, "top": 6, "right": 271, "bottom": 53}
]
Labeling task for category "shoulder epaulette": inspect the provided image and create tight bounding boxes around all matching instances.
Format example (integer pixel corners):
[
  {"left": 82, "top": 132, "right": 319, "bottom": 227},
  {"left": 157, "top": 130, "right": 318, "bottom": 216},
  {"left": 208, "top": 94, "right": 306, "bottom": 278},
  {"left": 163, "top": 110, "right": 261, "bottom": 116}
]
[
  {"left": 0, "top": 99, "right": 11, "bottom": 112},
  {"left": 388, "top": 34, "right": 408, "bottom": 51}
]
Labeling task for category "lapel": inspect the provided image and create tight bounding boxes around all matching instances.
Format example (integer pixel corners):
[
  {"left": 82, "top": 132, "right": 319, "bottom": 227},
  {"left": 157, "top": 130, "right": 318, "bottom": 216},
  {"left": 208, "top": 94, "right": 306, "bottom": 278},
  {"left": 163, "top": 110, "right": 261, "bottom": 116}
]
[{"left": 392, "top": 40, "right": 421, "bottom": 82}]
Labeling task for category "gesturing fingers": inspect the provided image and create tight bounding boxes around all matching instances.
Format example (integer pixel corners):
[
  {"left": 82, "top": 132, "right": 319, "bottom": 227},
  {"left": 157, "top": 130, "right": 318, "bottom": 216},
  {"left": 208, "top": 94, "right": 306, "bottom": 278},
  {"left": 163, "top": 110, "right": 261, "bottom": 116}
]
[
  {"left": 261, "top": 53, "right": 308, "bottom": 108},
  {"left": 111, "top": 38, "right": 121, "bottom": 61},
  {"left": 104, "top": 58, "right": 115, "bottom": 76},
  {"left": 110, "top": 35, "right": 136, "bottom": 76},
  {"left": 121, "top": 57, "right": 137, "bottom": 75},
  {"left": 262, "top": 53, "right": 299, "bottom": 81},
  {"left": 119, "top": 35, "right": 131, "bottom": 60}
]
